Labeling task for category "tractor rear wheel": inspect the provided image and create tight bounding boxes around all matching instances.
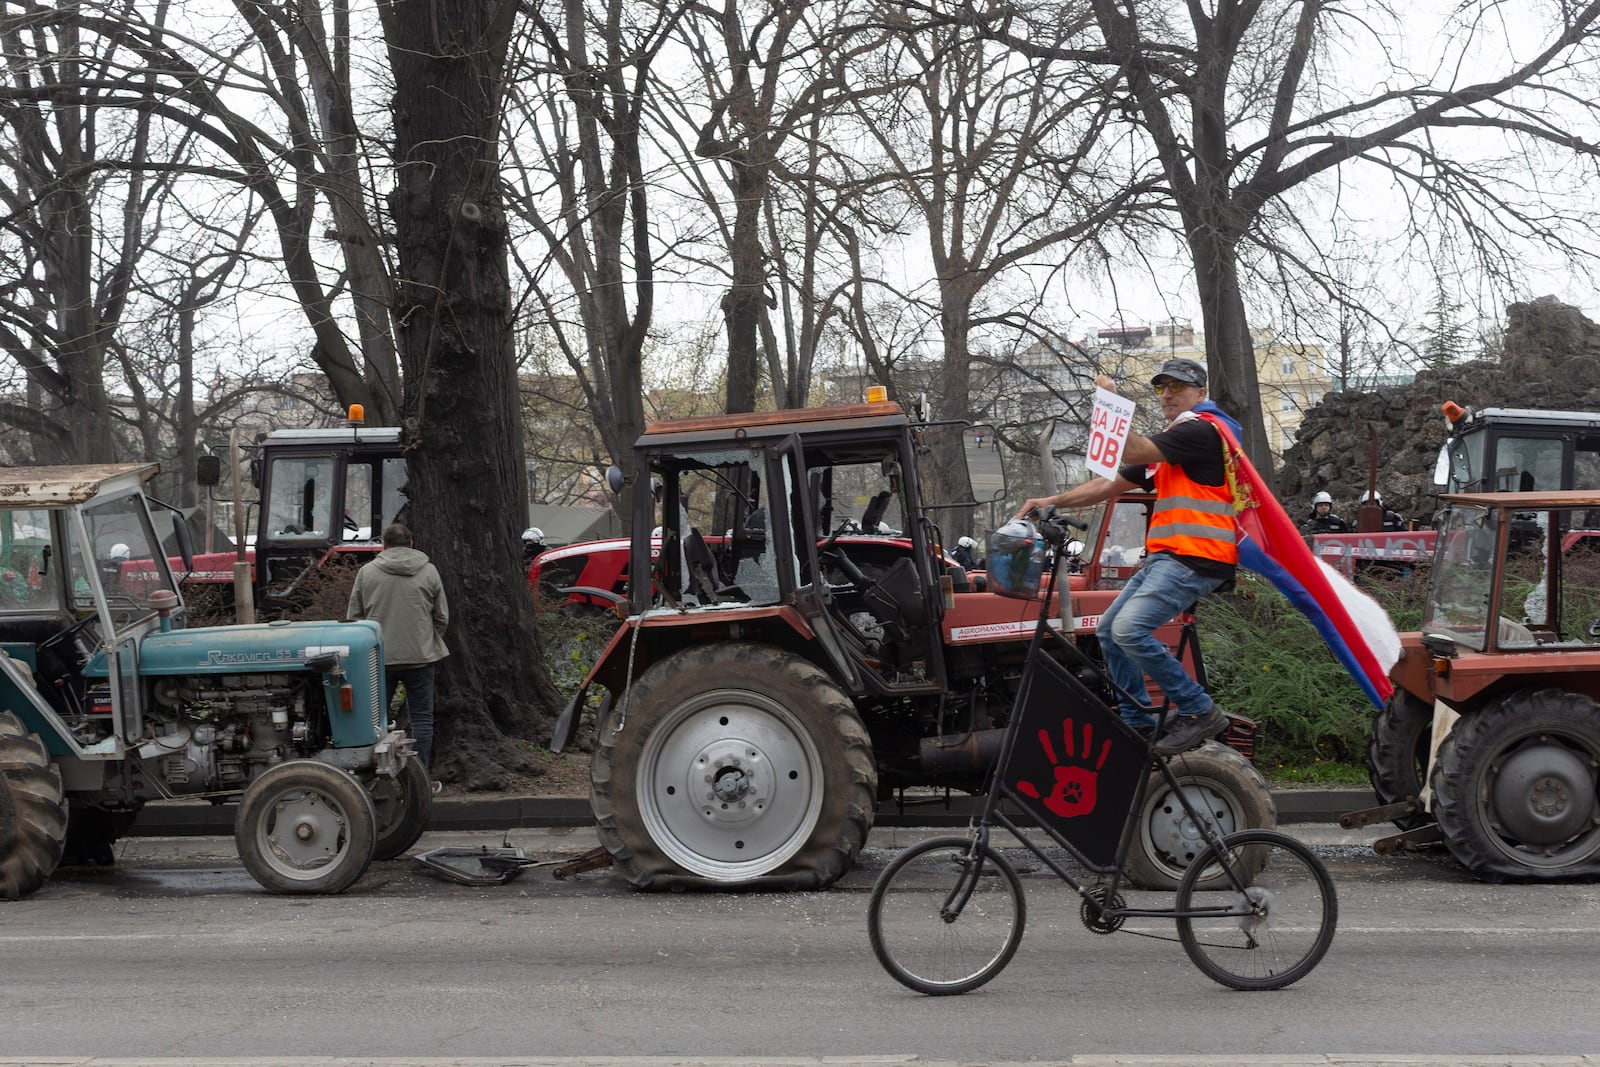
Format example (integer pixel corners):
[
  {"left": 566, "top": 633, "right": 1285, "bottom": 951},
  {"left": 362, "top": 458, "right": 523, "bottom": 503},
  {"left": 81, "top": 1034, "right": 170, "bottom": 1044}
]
[
  {"left": 1431, "top": 689, "right": 1600, "bottom": 881},
  {"left": 0, "top": 708, "right": 67, "bottom": 900},
  {"left": 1366, "top": 690, "right": 1434, "bottom": 829},
  {"left": 1123, "top": 741, "right": 1276, "bottom": 890},
  {"left": 592, "top": 642, "right": 876, "bottom": 890},
  {"left": 235, "top": 760, "right": 377, "bottom": 894},
  {"left": 370, "top": 754, "right": 432, "bottom": 860}
]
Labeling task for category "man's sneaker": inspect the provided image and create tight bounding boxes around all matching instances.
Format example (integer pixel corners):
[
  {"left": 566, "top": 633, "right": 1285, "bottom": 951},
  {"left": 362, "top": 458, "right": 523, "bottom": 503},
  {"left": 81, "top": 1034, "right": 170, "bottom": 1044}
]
[
  {"left": 430, "top": 780, "right": 444, "bottom": 796},
  {"left": 1152, "top": 707, "right": 1228, "bottom": 757}
]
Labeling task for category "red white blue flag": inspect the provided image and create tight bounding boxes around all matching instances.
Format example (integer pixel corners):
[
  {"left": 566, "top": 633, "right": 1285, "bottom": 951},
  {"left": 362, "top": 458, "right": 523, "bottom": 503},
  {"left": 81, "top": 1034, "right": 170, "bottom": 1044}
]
[{"left": 1192, "top": 407, "right": 1399, "bottom": 709}]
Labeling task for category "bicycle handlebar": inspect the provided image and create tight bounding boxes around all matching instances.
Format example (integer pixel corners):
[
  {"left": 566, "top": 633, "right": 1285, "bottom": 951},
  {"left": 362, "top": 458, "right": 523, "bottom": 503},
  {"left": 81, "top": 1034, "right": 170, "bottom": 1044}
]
[{"left": 1025, "top": 505, "right": 1088, "bottom": 545}]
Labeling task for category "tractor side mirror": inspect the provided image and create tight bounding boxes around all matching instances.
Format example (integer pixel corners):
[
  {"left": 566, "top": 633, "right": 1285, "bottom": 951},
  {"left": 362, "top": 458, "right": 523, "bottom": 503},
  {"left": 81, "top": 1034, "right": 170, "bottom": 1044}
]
[
  {"left": 197, "top": 455, "right": 221, "bottom": 487},
  {"left": 606, "top": 465, "right": 625, "bottom": 495},
  {"left": 170, "top": 513, "right": 194, "bottom": 571},
  {"left": 963, "top": 425, "right": 1006, "bottom": 505}
]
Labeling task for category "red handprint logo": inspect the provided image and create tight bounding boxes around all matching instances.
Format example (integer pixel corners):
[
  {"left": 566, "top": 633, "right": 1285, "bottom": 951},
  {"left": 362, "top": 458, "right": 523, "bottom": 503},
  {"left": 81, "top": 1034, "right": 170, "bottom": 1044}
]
[{"left": 1015, "top": 717, "right": 1112, "bottom": 818}]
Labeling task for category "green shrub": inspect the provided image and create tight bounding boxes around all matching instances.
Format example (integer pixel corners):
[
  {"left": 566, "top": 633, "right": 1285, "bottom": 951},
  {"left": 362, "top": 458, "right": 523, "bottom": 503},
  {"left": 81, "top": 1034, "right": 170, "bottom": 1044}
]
[
  {"left": 1201, "top": 566, "right": 1430, "bottom": 768},
  {"left": 533, "top": 598, "right": 619, "bottom": 752}
]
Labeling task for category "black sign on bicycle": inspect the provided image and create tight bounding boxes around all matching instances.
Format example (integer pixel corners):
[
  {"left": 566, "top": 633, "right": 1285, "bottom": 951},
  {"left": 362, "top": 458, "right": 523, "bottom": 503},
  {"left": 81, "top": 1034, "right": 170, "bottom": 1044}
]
[{"left": 1000, "top": 651, "right": 1148, "bottom": 870}]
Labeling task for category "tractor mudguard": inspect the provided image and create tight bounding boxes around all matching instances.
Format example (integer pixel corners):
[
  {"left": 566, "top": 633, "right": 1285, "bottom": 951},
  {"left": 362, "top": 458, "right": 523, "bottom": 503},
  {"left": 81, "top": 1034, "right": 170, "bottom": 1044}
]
[
  {"left": 554, "top": 608, "right": 821, "bottom": 753},
  {"left": 551, "top": 683, "right": 589, "bottom": 754}
]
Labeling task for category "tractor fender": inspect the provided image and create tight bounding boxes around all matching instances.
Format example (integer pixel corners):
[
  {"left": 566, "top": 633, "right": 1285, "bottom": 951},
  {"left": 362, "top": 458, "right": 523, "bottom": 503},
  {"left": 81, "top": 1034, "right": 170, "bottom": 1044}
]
[{"left": 552, "top": 608, "right": 819, "bottom": 752}]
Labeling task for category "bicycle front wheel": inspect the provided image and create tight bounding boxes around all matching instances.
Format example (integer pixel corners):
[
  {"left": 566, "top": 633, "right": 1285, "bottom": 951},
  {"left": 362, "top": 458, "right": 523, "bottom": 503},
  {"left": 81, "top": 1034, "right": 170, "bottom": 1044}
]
[
  {"left": 867, "top": 835, "right": 1025, "bottom": 995},
  {"left": 1174, "top": 829, "right": 1337, "bottom": 991}
]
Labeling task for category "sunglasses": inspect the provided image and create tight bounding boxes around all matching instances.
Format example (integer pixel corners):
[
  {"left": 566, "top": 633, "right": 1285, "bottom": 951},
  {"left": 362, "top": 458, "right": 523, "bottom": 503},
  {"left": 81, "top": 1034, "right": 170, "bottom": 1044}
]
[{"left": 1152, "top": 381, "right": 1194, "bottom": 395}]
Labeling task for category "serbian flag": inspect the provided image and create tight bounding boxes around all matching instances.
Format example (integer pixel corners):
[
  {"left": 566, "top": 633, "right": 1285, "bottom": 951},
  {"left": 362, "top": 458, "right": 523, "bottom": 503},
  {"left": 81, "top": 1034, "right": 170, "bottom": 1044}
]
[{"left": 1191, "top": 404, "right": 1399, "bottom": 709}]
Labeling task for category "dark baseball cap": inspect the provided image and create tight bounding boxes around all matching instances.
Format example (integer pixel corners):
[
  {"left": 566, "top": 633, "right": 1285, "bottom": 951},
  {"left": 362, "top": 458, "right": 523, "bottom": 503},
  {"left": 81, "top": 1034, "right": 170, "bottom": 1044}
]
[{"left": 1151, "top": 357, "right": 1206, "bottom": 388}]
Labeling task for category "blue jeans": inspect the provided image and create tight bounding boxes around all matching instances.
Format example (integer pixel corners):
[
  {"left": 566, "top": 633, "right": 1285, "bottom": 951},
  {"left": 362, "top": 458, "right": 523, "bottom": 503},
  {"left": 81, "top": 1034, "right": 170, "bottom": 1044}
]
[
  {"left": 387, "top": 664, "right": 437, "bottom": 770},
  {"left": 1095, "top": 553, "right": 1225, "bottom": 729}
]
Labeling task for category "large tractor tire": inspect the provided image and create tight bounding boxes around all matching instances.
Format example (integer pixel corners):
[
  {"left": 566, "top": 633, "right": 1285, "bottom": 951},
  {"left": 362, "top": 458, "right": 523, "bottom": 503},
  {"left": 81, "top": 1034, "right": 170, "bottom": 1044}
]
[
  {"left": 1123, "top": 740, "right": 1276, "bottom": 891},
  {"left": 1430, "top": 689, "right": 1600, "bottom": 881},
  {"left": 1366, "top": 690, "right": 1434, "bottom": 829},
  {"left": 592, "top": 642, "right": 877, "bottom": 890},
  {"left": 370, "top": 754, "right": 433, "bottom": 861},
  {"left": 0, "top": 709, "right": 67, "bottom": 900},
  {"left": 235, "top": 760, "right": 377, "bottom": 894}
]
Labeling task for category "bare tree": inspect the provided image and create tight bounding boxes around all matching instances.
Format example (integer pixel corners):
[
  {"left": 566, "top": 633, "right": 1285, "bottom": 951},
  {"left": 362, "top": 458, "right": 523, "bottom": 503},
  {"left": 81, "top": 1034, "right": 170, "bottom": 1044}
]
[
  {"left": 0, "top": 0, "right": 174, "bottom": 462},
  {"left": 669, "top": 0, "right": 898, "bottom": 413},
  {"left": 500, "top": 0, "right": 690, "bottom": 505},
  {"left": 979, "top": 0, "right": 1600, "bottom": 466},
  {"left": 0, "top": 0, "right": 406, "bottom": 426},
  {"left": 840, "top": 1, "right": 1161, "bottom": 522}
]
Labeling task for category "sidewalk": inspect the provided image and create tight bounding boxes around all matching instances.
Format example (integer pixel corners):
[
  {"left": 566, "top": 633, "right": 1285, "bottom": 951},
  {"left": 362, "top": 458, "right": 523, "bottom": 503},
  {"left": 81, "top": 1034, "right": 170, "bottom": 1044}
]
[{"left": 124, "top": 787, "right": 1378, "bottom": 837}]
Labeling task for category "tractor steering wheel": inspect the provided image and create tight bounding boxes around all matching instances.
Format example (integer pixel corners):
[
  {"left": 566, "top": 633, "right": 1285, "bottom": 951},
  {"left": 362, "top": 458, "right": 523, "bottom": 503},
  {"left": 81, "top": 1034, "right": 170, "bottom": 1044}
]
[
  {"left": 39, "top": 612, "right": 99, "bottom": 656},
  {"left": 818, "top": 522, "right": 871, "bottom": 593}
]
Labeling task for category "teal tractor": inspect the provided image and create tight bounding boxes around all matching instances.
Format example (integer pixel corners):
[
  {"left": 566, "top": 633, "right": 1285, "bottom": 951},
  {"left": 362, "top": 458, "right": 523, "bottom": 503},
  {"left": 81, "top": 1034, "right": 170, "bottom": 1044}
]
[{"left": 0, "top": 464, "right": 430, "bottom": 898}]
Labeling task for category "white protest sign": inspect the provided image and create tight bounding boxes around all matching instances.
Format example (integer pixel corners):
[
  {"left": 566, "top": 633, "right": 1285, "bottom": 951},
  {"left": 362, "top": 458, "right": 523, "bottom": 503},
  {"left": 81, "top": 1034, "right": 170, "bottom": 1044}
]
[{"left": 1086, "top": 386, "right": 1136, "bottom": 480}]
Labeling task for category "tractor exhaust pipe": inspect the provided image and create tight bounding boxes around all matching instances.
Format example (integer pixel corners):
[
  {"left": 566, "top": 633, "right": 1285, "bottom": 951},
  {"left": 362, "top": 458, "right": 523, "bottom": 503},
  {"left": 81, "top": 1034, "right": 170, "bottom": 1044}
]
[{"left": 918, "top": 728, "right": 1007, "bottom": 778}]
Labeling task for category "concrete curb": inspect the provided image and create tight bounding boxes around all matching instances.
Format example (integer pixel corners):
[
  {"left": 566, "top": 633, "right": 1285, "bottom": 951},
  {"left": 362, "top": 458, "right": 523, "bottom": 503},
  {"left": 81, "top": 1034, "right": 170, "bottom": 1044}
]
[{"left": 126, "top": 788, "right": 1377, "bottom": 837}]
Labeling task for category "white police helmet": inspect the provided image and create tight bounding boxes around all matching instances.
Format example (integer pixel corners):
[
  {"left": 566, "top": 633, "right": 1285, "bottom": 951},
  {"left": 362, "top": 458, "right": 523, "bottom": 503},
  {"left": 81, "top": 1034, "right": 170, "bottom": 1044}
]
[
  {"left": 1312, "top": 491, "right": 1333, "bottom": 506},
  {"left": 1360, "top": 490, "right": 1382, "bottom": 504},
  {"left": 522, "top": 527, "right": 544, "bottom": 543},
  {"left": 109, "top": 543, "right": 131, "bottom": 560},
  {"left": 957, "top": 536, "right": 977, "bottom": 550}
]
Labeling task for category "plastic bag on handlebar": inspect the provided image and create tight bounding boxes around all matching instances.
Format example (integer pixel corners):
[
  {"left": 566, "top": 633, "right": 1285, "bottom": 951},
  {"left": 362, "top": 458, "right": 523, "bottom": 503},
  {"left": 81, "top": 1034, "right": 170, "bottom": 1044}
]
[{"left": 986, "top": 519, "right": 1044, "bottom": 600}]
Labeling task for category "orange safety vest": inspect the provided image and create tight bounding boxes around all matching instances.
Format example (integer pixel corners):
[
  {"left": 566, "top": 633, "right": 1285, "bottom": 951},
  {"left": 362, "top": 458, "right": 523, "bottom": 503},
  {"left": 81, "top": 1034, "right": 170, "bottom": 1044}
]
[{"left": 1146, "top": 417, "right": 1239, "bottom": 565}]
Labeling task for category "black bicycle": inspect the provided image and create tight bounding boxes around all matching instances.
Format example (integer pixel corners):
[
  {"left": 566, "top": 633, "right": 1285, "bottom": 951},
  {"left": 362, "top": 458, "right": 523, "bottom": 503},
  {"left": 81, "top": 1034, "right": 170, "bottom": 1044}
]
[{"left": 866, "top": 509, "right": 1336, "bottom": 994}]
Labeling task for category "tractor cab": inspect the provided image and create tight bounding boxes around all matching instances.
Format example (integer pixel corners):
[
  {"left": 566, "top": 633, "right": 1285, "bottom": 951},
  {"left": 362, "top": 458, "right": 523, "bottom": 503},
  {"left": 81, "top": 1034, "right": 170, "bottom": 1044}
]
[
  {"left": 0, "top": 464, "right": 190, "bottom": 751},
  {"left": 1419, "top": 491, "right": 1600, "bottom": 660},
  {"left": 622, "top": 400, "right": 1000, "bottom": 700},
  {"left": 249, "top": 423, "right": 407, "bottom": 607}
]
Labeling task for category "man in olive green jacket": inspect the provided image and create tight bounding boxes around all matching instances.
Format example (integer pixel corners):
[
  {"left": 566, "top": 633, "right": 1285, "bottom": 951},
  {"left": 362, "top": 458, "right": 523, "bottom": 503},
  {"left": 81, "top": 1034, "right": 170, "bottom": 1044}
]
[{"left": 347, "top": 523, "right": 449, "bottom": 774}]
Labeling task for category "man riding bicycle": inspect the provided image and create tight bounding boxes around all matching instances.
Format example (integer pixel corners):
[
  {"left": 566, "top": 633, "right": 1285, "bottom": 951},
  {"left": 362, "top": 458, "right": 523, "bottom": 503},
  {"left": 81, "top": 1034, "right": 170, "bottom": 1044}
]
[{"left": 1016, "top": 357, "right": 1237, "bottom": 756}]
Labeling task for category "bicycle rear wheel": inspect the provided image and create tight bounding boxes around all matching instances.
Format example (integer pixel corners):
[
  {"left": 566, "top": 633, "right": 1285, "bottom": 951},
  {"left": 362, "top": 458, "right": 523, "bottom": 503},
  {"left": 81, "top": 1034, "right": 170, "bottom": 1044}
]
[
  {"left": 867, "top": 835, "right": 1025, "bottom": 995},
  {"left": 1174, "top": 829, "right": 1336, "bottom": 991}
]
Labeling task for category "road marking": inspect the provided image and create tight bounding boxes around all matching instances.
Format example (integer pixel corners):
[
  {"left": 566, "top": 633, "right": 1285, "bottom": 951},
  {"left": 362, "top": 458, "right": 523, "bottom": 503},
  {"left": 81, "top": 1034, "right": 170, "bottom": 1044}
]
[{"left": 1, "top": 1057, "right": 1598, "bottom": 1067}]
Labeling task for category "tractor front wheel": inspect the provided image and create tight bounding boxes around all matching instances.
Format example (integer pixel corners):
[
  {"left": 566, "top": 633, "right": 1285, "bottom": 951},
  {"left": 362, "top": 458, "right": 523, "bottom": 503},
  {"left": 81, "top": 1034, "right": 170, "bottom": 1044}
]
[
  {"left": 1431, "top": 689, "right": 1600, "bottom": 880},
  {"left": 235, "top": 760, "right": 377, "bottom": 894},
  {"left": 1123, "top": 741, "right": 1276, "bottom": 890},
  {"left": 1366, "top": 690, "right": 1434, "bottom": 829},
  {"left": 0, "top": 709, "right": 66, "bottom": 900},
  {"left": 592, "top": 643, "right": 876, "bottom": 890}
]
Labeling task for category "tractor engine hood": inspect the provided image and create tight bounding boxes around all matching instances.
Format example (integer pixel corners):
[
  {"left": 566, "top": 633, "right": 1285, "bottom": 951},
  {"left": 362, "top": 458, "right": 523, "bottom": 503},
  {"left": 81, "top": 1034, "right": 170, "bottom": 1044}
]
[{"left": 130, "top": 619, "right": 383, "bottom": 677}]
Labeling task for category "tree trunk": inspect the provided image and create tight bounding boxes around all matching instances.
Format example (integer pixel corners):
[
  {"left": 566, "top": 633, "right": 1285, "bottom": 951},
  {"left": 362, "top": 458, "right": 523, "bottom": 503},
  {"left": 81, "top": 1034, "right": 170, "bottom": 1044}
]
[
  {"left": 381, "top": 0, "right": 560, "bottom": 788},
  {"left": 723, "top": 168, "right": 765, "bottom": 414},
  {"left": 1189, "top": 227, "right": 1271, "bottom": 469}
]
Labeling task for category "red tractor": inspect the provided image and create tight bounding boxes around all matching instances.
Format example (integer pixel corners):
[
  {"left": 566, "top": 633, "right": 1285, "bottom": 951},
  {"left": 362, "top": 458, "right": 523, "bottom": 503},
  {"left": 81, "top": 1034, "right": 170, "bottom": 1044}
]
[
  {"left": 1351, "top": 490, "right": 1600, "bottom": 879},
  {"left": 552, "top": 398, "right": 1268, "bottom": 891}
]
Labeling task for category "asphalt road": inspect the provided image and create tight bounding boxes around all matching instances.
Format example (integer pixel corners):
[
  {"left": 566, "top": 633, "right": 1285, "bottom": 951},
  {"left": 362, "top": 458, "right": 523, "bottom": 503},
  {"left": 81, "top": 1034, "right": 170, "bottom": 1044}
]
[{"left": 2, "top": 825, "right": 1599, "bottom": 1066}]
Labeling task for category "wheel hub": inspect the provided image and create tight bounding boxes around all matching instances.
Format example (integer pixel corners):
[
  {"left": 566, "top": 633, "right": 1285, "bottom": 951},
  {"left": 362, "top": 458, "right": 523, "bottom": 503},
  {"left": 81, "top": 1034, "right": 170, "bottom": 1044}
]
[
  {"left": 711, "top": 764, "right": 753, "bottom": 804},
  {"left": 692, "top": 739, "right": 771, "bottom": 824},
  {"left": 1146, "top": 782, "right": 1238, "bottom": 872},
  {"left": 268, "top": 792, "right": 344, "bottom": 867},
  {"left": 1491, "top": 741, "right": 1596, "bottom": 845}
]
